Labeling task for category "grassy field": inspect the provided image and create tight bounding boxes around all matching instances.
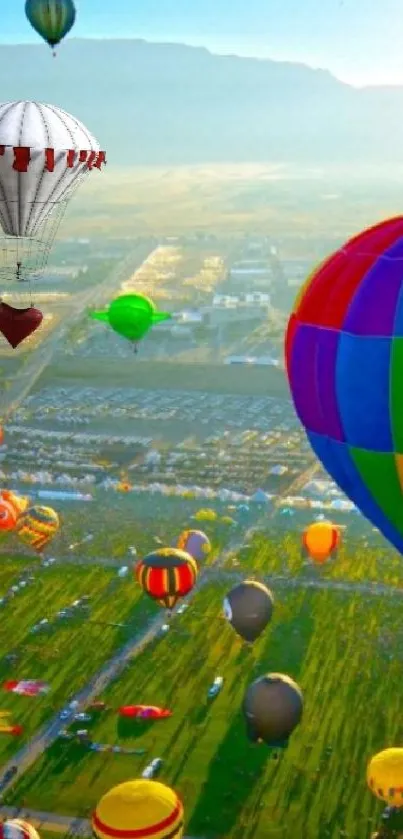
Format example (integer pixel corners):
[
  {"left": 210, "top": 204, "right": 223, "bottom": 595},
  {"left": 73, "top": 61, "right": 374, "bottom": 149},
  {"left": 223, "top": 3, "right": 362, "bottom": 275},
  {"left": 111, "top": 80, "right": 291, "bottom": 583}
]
[
  {"left": 0, "top": 557, "right": 157, "bottom": 763},
  {"left": 225, "top": 530, "right": 403, "bottom": 588},
  {"left": 59, "top": 164, "right": 403, "bottom": 242},
  {"left": 4, "top": 572, "right": 398, "bottom": 838},
  {"left": 35, "top": 358, "right": 289, "bottom": 398}
]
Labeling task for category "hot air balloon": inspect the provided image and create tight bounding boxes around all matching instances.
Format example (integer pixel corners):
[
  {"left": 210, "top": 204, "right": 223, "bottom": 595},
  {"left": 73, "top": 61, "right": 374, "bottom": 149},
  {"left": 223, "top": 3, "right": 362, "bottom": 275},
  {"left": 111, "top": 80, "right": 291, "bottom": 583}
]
[
  {"left": 0, "top": 101, "right": 105, "bottom": 295},
  {"left": 92, "top": 779, "right": 184, "bottom": 839},
  {"left": 25, "top": 0, "right": 76, "bottom": 54},
  {"left": 90, "top": 294, "right": 172, "bottom": 353},
  {"left": 367, "top": 748, "right": 403, "bottom": 808},
  {"left": 0, "top": 499, "right": 18, "bottom": 532},
  {"left": 285, "top": 216, "right": 403, "bottom": 556},
  {"left": 223, "top": 580, "right": 274, "bottom": 642},
  {"left": 16, "top": 505, "right": 59, "bottom": 552},
  {"left": 177, "top": 529, "right": 211, "bottom": 562},
  {"left": 118, "top": 705, "right": 172, "bottom": 720},
  {"left": 0, "top": 820, "right": 40, "bottom": 839},
  {"left": 136, "top": 548, "right": 198, "bottom": 610},
  {"left": 302, "top": 521, "right": 340, "bottom": 564},
  {"left": 243, "top": 673, "right": 303, "bottom": 748},
  {"left": 0, "top": 302, "right": 43, "bottom": 348},
  {"left": 1, "top": 490, "right": 29, "bottom": 518}
]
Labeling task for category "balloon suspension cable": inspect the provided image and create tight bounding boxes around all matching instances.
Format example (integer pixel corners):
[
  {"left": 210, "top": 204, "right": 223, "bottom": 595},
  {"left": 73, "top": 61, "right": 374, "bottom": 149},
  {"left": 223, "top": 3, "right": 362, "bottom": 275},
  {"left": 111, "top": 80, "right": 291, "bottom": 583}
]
[
  {"left": 132, "top": 341, "right": 139, "bottom": 355},
  {"left": 15, "top": 262, "right": 33, "bottom": 306}
]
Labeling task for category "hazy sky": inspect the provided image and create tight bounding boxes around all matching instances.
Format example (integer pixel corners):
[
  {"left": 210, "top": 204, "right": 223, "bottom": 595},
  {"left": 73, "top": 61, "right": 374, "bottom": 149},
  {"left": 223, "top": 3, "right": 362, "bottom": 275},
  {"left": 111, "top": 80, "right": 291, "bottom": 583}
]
[{"left": 5, "top": 0, "right": 403, "bottom": 87}]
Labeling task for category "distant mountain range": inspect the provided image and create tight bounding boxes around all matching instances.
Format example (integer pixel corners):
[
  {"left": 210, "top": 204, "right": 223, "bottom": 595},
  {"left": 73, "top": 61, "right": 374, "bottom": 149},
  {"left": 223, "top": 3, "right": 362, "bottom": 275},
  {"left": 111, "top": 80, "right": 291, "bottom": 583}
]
[{"left": 1, "top": 38, "right": 402, "bottom": 166}]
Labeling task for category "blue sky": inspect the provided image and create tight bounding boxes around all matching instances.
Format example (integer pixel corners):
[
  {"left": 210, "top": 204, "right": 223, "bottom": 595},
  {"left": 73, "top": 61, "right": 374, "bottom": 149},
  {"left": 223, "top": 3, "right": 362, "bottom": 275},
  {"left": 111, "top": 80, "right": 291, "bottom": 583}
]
[{"left": 5, "top": 0, "right": 403, "bottom": 86}]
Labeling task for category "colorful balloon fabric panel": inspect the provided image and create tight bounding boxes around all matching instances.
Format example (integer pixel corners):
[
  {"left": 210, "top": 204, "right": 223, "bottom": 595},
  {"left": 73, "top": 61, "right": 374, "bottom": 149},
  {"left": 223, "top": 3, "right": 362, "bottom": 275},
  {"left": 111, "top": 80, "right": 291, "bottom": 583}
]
[{"left": 286, "top": 216, "right": 403, "bottom": 554}]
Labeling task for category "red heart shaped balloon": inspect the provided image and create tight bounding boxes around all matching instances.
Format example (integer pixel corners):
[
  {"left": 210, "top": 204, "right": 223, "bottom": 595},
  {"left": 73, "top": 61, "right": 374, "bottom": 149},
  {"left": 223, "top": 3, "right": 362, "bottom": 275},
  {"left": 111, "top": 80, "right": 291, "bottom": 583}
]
[{"left": 0, "top": 303, "right": 43, "bottom": 348}]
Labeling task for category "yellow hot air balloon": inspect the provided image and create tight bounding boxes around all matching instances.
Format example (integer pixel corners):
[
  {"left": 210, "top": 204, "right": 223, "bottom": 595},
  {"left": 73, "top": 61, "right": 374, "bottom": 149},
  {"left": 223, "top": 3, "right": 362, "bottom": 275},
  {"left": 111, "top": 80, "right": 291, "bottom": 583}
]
[
  {"left": 16, "top": 504, "right": 59, "bottom": 553},
  {"left": 367, "top": 748, "right": 403, "bottom": 807},
  {"left": 92, "top": 779, "right": 184, "bottom": 839}
]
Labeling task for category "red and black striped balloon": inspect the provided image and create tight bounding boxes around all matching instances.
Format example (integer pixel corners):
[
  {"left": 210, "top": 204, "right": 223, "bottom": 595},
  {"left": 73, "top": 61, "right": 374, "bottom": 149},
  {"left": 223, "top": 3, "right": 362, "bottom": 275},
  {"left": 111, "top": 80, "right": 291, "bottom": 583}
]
[{"left": 136, "top": 547, "right": 198, "bottom": 609}]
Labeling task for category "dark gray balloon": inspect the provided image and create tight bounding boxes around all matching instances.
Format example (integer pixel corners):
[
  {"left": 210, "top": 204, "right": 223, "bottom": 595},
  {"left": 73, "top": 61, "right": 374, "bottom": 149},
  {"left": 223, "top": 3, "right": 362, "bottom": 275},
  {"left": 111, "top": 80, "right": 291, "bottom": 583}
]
[
  {"left": 223, "top": 580, "right": 274, "bottom": 643},
  {"left": 243, "top": 673, "right": 303, "bottom": 748}
]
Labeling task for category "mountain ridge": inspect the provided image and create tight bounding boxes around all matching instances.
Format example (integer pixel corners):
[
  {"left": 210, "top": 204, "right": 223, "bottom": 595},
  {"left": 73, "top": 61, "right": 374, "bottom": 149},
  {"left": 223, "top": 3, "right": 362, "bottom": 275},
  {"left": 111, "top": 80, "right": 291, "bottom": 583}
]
[{"left": 0, "top": 38, "right": 401, "bottom": 165}]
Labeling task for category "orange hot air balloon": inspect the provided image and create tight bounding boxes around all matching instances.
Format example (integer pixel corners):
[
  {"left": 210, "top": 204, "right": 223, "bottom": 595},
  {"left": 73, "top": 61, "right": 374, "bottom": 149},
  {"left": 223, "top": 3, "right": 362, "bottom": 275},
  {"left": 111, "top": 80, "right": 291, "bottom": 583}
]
[
  {"left": 302, "top": 521, "right": 340, "bottom": 564},
  {"left": 0, "top": 499, "right": 18, "bottom": 532},
  {"left": 1, "top": 490, "right": 29, "bottom": 518}
]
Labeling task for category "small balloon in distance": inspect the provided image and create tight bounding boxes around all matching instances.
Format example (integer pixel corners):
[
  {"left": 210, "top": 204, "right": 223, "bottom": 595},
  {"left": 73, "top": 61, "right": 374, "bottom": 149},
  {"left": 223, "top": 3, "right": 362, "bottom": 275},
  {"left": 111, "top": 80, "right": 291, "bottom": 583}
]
[
  {"left": 25, "top": 0, "right": 76, "bottom": 52},
  {"left": 302, "top": 521, "right": 340, "bottom": 564},
  {"left": 177, "top": 529, "right": 211, "bottom": 562},
  {"left": 0, "top": 303, "right": 43, "bottom": 349},
  {"left": 223, "top": 580, "right": 274, "bottom": 643},
  {"left": 90, "top": 294, "right": 172, "bottom": 351},
  {"left": 136, "top": 547, "right": 198, "bottom": 610}
]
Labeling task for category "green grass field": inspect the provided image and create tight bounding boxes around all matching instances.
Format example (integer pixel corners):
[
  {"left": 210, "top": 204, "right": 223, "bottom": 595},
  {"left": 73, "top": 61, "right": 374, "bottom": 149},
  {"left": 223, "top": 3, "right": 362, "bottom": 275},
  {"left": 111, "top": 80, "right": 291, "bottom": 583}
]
[
  {"left": 225, "top": 530, "right": 403, "bottom": 588},
  {"left": 36, "top": 357, "right": 289, "bottom": 398},
  {"left": 0, "top": 557, "right": 157, "bottom": 763},
  {"left": 3, "top": 536, "right": 402, "bottom": 839}
]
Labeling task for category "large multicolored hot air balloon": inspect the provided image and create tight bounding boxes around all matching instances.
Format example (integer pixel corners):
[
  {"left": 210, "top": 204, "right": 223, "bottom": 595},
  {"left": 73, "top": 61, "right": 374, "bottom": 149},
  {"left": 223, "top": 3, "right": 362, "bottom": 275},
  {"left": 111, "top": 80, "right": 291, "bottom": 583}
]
[
  {"left": 136, "top": 548, "right": 198, "bottom": 610},
  {"left": 25, "top": 0, "right": 76, "bottom": 53},
  {"left": 367, "top": 748, "right": 403, "bottom": 808},
  {"left": 302, "top": 521, "right": 340, "bottom": 564},
  {"left": 286, "top": 216, "right": 403, "bottom": 556},
  {"left": 177, "top": 529, "right": 211, "bottom": 562},
  {"left": 16, "top": 505, "right": 59, "bottom": 552},
  {"left": 92, "top": 780, "right": 184, "bottom": 839}
]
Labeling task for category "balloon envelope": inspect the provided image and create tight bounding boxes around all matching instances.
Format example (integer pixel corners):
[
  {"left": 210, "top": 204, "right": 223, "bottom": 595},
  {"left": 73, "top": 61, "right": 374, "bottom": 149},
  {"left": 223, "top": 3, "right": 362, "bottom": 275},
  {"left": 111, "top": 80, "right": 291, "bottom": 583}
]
[
  {"left": 0, "top": 500, "right": 17, "bottom": 531},
  {"left": 25, "top": 0, "right": 76, "bottom": 48},
  {"left": 224, "top": 580, "right": 274, "bottom": 642},
  {"left": 177, "top": 529, "right": 211, "bottom": 562},
  {"left": 136, "top": 547, "right": 198, "bottom": 609},
  {"left": 16, "top": 504, "right": 59, "bottom": 552},
  {"left": 367, "top": 748, "right": 403, "bottom": 808},
  {"left": 0, "top": 100, "right": 105, "bottom": 284},
  {"left": 91, "top": 294, "right": 171, "bottom": 342},
  {"left": 302, "top": 521, "right": 340, "bottom": 564},
  {"left": 286, "top": 216, "right": 403, "bottom": 555},
  {"left": 0, "top": 821, "right": 40, "bottom": 839},
  {"left": 92, "top": 779, "right": 184, "bottom": 839},
  {"left": 0, "top": 304, "right": 43, "bottom": 348},
  {"left": 243, "top": 673, "right": 303, "bottom": 748}
]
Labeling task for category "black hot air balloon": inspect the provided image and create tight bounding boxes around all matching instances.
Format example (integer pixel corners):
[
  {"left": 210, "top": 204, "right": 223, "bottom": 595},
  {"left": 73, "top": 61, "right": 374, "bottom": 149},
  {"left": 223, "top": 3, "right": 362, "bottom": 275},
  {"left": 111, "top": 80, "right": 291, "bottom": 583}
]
[
  {"left": 243, "top": 673, "right": 303, "bottom": 749},
  {"left": 223, "top": 580, "right": 274, "bottom": 643}
]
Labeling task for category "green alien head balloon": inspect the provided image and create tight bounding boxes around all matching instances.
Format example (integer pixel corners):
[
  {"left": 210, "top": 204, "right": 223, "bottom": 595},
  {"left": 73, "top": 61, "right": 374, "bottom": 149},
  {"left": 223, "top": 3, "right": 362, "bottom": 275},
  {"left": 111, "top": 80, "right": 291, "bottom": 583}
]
[{"left": 90, "top": 294, "right": 172, "bottom": 344}]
